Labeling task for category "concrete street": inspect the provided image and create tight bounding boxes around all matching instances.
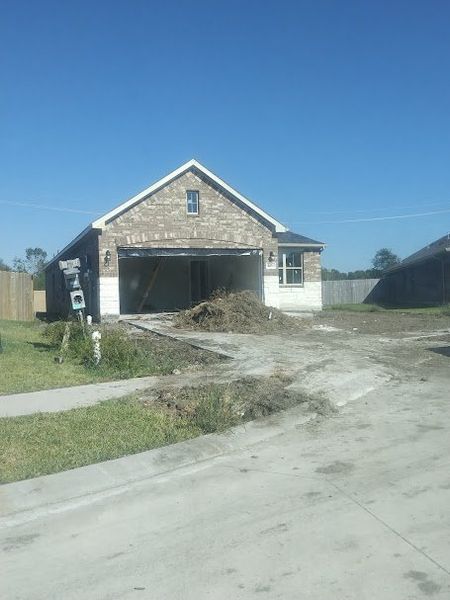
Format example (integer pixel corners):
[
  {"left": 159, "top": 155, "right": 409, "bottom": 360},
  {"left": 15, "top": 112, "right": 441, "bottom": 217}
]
[{"left": 1, "top": 342, "right": 449, "bottom": 599}]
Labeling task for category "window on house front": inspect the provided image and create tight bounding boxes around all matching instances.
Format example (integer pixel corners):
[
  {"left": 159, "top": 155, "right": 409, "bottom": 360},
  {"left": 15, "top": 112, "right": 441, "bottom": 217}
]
[
  {"left": 278, "top": 249, "right": 304, "bottom": 285},
  {"left": 186, "top": 190, "right": 199, "bottom": 215}
]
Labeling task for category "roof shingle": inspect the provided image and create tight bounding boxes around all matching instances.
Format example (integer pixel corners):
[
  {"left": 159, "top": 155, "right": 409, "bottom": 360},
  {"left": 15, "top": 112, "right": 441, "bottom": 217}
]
[{"left": 274, "top": 231, "right": 325, "bottom": 246}]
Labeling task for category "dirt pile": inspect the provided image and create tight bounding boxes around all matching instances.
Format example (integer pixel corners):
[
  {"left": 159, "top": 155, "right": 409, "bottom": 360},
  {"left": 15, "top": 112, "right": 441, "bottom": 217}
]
[
  {"left": 149, "top": 375, "right": 335, "bottom": 434},
  {"left": 152, "top": 375, "right": 308, "bottom": 431},
  {"left": 174, "top": 290, "right": 306, "bottom": 334}
]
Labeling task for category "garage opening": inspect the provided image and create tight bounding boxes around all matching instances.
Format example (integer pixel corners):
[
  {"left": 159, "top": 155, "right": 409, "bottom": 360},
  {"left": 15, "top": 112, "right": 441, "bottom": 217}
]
[{"left": 118, "top": 248, "right": 263, "bottom": 314}]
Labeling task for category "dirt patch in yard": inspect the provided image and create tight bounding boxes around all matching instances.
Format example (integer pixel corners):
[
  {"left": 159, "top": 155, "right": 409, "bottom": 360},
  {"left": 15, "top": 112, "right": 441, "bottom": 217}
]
[
  {"left": 174, "top": 291, "right": 308, "bottom": 334},
  {"left": 122, "top": 325, "right": 224, "bottom": 371},
  {"left": 140, "top": 374, "right": 335, "bottom": 434},
  {"left": 316, "top": 310, "right": 450, "bottom": 336}
]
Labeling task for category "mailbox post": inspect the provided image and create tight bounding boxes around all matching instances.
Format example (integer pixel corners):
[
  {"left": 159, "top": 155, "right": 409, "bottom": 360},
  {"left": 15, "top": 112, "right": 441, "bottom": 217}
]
[
  {"left": 55, "top": 258, "right": 87, "bottom": 364},
  {"left": 58, "top": 258, "right": 86, "bottom": 319}
]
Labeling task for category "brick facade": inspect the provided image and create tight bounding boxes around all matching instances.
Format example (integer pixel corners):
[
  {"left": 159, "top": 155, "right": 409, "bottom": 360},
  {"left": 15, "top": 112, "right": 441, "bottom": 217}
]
[
  {"left": 98, "top": 170, "right": 277, "bottom": 280},
  {"left": 46, "top": 165, "right": 324, "bottom": 318},
  {"left": 303, "top": 251, "right": 322, "bottom": 282}
]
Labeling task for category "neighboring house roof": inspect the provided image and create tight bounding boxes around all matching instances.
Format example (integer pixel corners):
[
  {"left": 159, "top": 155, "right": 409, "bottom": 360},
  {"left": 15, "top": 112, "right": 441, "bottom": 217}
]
[
  {"left": 385, "top": 234, "right": 450, "bottom": 273},
  {"left": 275, "top": 231, "right": 325, "bottom": 247},
  {"left": 47, "top": 159, "right": 322, "bottom": 268}
]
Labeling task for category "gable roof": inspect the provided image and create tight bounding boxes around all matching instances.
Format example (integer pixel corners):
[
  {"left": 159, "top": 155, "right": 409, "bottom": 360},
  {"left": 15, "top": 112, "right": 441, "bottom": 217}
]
[
  {"left": 46, "top": 160, "right": 318, "bottom": 268},
  {"left": 93, "top": 159, "right": 288, "bottom": 232},
  {"left": 385, "top": 234, "right": 450, "bottom": 273}
]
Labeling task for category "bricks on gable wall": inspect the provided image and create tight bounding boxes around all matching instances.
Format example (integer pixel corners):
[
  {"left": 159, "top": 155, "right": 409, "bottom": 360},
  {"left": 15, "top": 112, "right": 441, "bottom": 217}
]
[{"left": 98, "top": 170, "right": 278, "bottom": 279}]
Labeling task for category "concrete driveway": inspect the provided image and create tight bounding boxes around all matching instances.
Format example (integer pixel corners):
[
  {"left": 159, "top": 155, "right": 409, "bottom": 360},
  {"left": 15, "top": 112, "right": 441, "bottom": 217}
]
[{"left": 1, "top": 326, "right": 449, "bottom": 599}]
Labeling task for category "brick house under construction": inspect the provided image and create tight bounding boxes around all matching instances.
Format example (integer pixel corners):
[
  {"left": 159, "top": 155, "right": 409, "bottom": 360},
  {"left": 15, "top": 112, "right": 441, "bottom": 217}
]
[{"left": 45, "top": 160, "right": 325, "bottom": 320}]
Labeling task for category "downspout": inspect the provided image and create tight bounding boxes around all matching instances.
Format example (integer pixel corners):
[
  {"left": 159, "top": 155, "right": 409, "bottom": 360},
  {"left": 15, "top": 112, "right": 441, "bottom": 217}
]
[
  {"left": 259, "top": 250, "right": 264, "bottom": 302},
  {"left": 442, "top": 257, "right": 446, "bottom": 305},
  {"left": 444, "top": 247, "right": 450, "bottom": 304}
]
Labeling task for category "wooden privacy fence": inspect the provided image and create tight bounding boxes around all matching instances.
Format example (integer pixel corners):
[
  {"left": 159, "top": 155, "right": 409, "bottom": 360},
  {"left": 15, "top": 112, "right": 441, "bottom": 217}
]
[
  {"left": 322, "top": 278, "right": 381, "bottom": 306},
  {"left": 0, "top": 271, "right": 34, "bottom": 321},
  {"left": 33, "top": 290, "right": 47, "bottom": 314}
]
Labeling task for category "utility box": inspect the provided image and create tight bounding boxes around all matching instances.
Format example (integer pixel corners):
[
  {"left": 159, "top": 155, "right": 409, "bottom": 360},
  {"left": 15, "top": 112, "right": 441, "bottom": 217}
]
[
  {"left": 70, "top": 290, "right": 85, "bottom": 311},
  {"left": 59, "top": 258, "right": 85, "bottom": 314},
  {"left": 59, "top": 258, "right": 81, "bottom": 270},
  {"left": 63, "top": 268, "right": 81, "bottom": 291}
]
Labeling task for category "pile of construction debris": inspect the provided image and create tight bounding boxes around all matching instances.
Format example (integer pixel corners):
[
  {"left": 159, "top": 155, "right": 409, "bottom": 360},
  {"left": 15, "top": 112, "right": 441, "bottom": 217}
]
[{"left": 174, "top": 290, "right": 306, "bottom": 334}]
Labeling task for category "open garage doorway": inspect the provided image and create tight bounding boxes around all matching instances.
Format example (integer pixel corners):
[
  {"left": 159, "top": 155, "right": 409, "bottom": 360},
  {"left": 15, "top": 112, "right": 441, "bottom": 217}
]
[{"left": 118, "top": 248, "right": 263, "bottom": 314}]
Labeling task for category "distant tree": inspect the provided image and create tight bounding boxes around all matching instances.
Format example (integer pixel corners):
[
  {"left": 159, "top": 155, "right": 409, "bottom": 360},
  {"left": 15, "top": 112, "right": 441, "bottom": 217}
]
[
  {"left": 0, "top": 258, "right": 11, "bottom": 271},
  {"left": 323, "top": 266, "right": 385, "bottom": 281},
  {"left": 13, "top": 247, "right": 48, "bottom": 290},
  {"left": 372, "top": 248, "right": 400, "bottom": 272},
  {"left": 13, "top": 247, "right": 48, "bottom": 274},
  {"left": 321, "top": 268, "right": 348, "bottom": 281},
  {"left": 347, "top": 268, "right": 381, "bottom": 280}
]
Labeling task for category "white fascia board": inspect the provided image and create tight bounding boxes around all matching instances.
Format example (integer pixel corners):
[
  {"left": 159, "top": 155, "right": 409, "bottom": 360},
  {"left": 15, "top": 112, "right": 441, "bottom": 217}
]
[
  {"left": 45, "top": 225, "right": 93, "bottom": 269},
  {"left": 189, "top": 160, "right": 288, "bottom": 233},
  {"left": 92, "top": 160, "right": 197, "bottom": 228},
  {"left": 92, "top": 159, "right": 288, "bottom": 233}
]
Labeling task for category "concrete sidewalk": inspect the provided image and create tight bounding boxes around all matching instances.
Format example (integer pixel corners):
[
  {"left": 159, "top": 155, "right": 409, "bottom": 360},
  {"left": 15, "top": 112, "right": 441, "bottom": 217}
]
[
  {"left": 2, "top": 373, "right": 449, "bottom": 600},
  {"left": 0, "top": 377, "right": 163, "bottom": 418}
]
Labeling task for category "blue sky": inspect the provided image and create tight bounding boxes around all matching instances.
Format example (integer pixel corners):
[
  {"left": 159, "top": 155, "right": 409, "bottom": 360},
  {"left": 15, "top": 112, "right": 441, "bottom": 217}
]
[{"left": 1, "top": 0, "right": 449, "bottom": 271}]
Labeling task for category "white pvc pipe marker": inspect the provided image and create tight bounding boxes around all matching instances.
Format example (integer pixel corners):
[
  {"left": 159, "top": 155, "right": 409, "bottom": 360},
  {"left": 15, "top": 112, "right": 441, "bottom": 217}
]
[{"left": 92, "top": 330, "right": 102, "bottom": 365}]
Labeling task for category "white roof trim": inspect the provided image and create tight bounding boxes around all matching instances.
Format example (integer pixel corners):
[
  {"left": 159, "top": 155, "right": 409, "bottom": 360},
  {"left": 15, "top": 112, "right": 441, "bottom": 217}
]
[{"left": 92, "top": 159, "right": 288, "bottom": 232}]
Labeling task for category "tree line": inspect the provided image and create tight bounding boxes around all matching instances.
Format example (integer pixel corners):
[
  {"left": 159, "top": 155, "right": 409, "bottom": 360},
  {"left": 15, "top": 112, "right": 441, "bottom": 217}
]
[
  {"left": 321, "top": 248, "right": 400, "bottom": 281},
  {"left": 0, "top": 248, "right": 48, "bottom": 290}
]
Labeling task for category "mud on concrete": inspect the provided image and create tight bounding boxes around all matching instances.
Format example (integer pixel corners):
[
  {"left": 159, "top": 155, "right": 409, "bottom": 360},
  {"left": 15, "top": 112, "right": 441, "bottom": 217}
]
[{"left": 127, "top": 308, "right": 450, "bottom": 412}]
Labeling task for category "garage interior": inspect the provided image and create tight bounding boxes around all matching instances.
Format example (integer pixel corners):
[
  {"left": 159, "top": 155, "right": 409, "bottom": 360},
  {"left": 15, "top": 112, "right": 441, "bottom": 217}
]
[{"left": 118, "top": 248, "right": 263, "bottom": 314}]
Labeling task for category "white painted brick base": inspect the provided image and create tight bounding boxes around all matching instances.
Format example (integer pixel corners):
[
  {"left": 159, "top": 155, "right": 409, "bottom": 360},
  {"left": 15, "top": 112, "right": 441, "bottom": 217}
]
[
  {"left": 100, "top": 275, "right": 322, "bottom": 318},
  {"left": 263, "top": 275, "right": 280, "bottom": 308},
  {"left": 278, "top": 281, "right": 322, "bottom": 311},
  {"left": 264, "top": 277, "right": 322, "bottom": 311},
  {"left": 99, "top": 277, "right": 120, "bottom": 317}
]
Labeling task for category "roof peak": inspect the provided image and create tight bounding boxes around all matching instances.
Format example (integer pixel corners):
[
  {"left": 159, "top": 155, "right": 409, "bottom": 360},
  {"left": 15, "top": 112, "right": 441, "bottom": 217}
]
[{"left": 92, "top": 160, "right": 288, "bottom": 232}]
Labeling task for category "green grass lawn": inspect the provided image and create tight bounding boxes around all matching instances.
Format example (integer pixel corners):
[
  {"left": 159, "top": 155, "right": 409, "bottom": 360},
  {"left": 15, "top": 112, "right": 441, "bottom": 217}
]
[
  {"left": 0, "top": 320, "right": 103, "bottom": 394},
  {"left": 327, "top": 303, "right": 450, "bottom": 314},
  {"left": 0, "top": 319, "right": 219, "bottom": 395},
  {"left": 0, "top": 375, "right": 315, "bottom": 483},
  {"left": 0, "top": 398, "right": 201, "bottom": 483}
]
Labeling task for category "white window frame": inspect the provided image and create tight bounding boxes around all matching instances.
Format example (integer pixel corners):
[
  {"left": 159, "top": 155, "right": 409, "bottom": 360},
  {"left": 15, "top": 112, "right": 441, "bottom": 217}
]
[
  {"left": 278, "top": 249, "right": 304, "bottom": 286},
  {"left": 186, "top": 190, "right": 199, "bottom": 215}
]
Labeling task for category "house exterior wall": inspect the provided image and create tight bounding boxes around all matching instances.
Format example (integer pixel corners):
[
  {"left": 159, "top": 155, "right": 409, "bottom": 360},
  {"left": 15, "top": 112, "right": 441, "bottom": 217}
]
[
  {"left": 45, "top": 232, "right": 100, "bottom": 319},
  {"left": 275, "top": 250, "right": 322, "bottom": 310},
  {"left": 98, "top": 169, "right": 278, "bottom": 317},
  {"left": 46, "top": 167, "right": 324, "bottom": 318},
  {"left": 382, "top": 256, "right": 450, "bottom": 306}
]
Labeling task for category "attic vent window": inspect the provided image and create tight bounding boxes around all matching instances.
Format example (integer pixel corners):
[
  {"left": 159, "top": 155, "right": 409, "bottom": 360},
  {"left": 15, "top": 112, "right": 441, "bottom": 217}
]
[{"left": 186, "top": 190, "right": 199, "bottom": 215}]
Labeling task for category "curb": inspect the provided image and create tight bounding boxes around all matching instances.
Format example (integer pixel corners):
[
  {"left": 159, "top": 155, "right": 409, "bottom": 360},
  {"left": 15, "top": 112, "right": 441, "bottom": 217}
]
[{"left": 0, "top": 404, "right": 316, "bottom": 528}]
